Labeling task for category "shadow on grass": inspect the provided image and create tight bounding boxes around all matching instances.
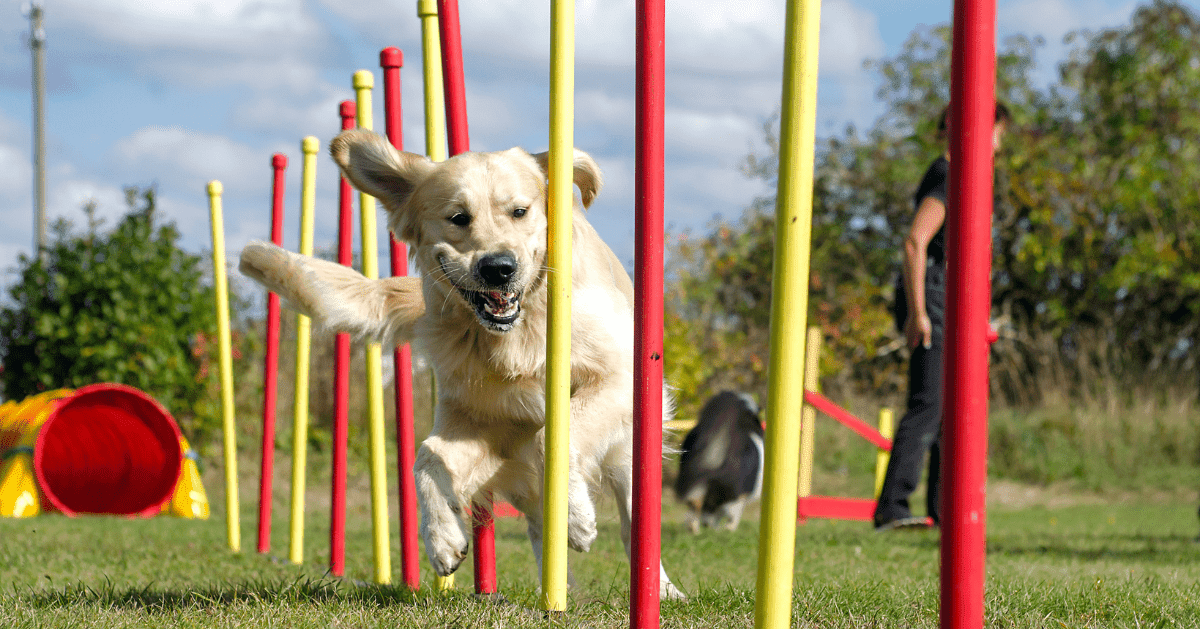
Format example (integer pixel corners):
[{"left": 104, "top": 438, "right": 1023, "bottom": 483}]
[
  {"left": 12, "top": 576, "right": 562, "bottom": 624},
  {"left": 12, "top": 575, "right": 420, "bottom": 612},
  {"left": 987, "top": 532, "right": 1200, "bottom": 564}
]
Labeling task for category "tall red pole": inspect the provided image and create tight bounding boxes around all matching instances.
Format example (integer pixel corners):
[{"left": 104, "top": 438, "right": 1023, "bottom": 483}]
[
  {"left": 435, "top": 0, "right": 497, "bottom": 595},
  {"left": 329, "top": 100, "right": 356, "bottom": 577},
  {"left": 380, "top": 46, "right": 422, "bottom": 592},
  {"left": 258, "top": 153, "right": 287, "bottom": 554},
  {"left": 941, "top": 0, "right": 996, "bottom": 627},
  {"left": 631, "top": 0, "right": 665, "bottom": 626},
  {"left": 436, "top": 0, "right": 470, "bottom": 158}
]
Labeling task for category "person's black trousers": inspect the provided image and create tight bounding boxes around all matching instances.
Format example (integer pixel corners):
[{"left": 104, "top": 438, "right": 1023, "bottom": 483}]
[{"left": 874, "top": 262, "right": 945, "bottom": 526}]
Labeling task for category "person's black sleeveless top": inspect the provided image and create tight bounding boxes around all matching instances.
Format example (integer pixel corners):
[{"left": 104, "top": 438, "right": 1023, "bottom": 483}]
[{"left": 913, "top": 156, "right": 948, "bottom": 265}]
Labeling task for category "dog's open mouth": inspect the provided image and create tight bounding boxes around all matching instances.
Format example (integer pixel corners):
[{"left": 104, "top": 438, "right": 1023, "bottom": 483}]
[{"left": 460, "top": 288, "right": 522, "bottom": 331}]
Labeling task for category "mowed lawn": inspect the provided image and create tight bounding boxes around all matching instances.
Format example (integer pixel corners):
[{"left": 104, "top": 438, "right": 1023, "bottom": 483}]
[{"left": 3, "top": 481, "right": 1200, "bottom": 628}]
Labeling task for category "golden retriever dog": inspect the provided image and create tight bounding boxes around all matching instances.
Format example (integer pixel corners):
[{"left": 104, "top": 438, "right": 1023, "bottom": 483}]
[{"left": 238, "top": 128, "right": 684, "bottom": 599}]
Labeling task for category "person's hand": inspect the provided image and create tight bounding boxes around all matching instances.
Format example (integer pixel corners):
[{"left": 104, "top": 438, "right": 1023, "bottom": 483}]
[{"left": 905, "top": 311, "right": 932, "bottom": 350}]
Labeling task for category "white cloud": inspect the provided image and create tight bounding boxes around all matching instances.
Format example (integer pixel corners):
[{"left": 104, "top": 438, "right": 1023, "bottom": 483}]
[
  {"left": 999, "top": 0, "right": 1139, "bottom": 84},
  {"left": 112, "top": 126, "right": 264, "bottom": 192},
  {"left": 57, "top": 0, "right": 323, "bottom": 54}
]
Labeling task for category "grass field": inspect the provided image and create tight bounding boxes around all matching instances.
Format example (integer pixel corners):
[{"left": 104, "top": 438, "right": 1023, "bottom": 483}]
[{"left": 3, "top": 475, "right": 1199, "bottom": 628}]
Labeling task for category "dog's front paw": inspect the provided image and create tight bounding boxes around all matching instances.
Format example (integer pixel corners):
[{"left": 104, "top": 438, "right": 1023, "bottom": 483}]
[{"left": 425, "top": 526, "right": 470, "bottom": 577}]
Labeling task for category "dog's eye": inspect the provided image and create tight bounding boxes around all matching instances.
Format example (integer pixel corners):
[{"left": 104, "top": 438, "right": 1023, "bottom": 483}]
[
  {"left": 512, "top": 207, "right": 528, "bottom": 219},
  {"left": 449, "top": 213, "right": 471, "bottom": 227}
]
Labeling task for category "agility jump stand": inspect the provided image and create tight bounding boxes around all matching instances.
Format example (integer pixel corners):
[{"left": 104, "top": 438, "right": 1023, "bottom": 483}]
[{"left": 795, "top": 326, "right": 895, "bottom": 522}]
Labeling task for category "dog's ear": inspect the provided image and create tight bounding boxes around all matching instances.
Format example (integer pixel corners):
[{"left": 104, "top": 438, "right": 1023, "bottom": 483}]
[
  {"left": 531, "top": 148, "right": 604, "bottom": 209},
  {"left": 330, "top": 129, "right": 434, "bottom": 240}
]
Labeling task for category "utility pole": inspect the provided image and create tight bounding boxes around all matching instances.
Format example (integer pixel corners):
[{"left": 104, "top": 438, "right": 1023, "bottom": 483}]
[{"left": 27, "top": 1, "right": 47, "bottom": 262}]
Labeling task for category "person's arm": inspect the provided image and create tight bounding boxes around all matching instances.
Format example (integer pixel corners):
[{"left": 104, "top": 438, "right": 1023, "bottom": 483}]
[{"left": 902, "top": 195, "right": 945, "bottom": 349}]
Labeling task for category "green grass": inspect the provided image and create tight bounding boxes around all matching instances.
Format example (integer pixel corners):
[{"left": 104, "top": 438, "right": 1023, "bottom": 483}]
[{"left": 3, "top": 484, "right": 1200, "bottom": 628}]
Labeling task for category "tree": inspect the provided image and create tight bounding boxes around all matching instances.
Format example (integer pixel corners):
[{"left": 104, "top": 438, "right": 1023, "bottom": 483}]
[{"left": 0, "top": 187, "right": 222, "bottom": 439}]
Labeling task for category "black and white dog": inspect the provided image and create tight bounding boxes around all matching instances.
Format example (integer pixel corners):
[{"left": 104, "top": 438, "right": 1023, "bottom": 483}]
[{"left": 674, "top": 391, "right": 765, "bottom": 533}]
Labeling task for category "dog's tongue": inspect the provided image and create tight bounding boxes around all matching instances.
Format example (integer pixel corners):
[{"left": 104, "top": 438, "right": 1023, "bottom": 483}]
[{"left": 482, "top": 291, "right": 519, "bottom": 318}]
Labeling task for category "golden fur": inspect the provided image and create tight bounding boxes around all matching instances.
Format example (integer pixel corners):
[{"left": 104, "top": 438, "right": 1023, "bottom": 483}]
[{"left": 238, "top": 128, "right": 683, "bottom": 599}]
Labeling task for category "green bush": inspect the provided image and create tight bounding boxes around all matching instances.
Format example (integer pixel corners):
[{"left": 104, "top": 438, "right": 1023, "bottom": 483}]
[{"left": 0, "top": 188, "right": 219, "bottom": 440}]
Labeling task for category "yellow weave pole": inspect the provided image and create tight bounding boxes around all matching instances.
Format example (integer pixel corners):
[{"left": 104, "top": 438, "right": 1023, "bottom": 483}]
[
  {"left": 207, "top": 180, "right": 241, "bottom": 553},
  {"left": 542, "top": 0, "right": 574, "bottom": 613},
  {"left": 753, "top": 0, "right": 821, "bottom": 625},
  {"left": 418, "top": 0, "right": 447, "bottom": 164},
  {"left": 418, "top": 0, "right": 454, "bottom": 592},
  {"left": 354, "top": 70, "right": 393, "bottom": 585},
  {"left": 874, "top": 408, "right": 894, "bottom": 499},
  {"left": 797, "top": 326, "right": 821, "bottom": 499},
  {"left": 287, "top": 136, "right": 318, "bottom": 564}
]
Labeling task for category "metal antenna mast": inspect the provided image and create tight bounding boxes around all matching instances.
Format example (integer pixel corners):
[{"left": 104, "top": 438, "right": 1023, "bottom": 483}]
[{"left": 27, "top": 1, "right": 47, "bottom": 262}]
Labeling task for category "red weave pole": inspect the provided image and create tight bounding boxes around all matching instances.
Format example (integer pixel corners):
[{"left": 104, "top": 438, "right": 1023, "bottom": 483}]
[
  {"left": 942, "top": 0, "right": 996, "bottom": 626},
  {"left": 258, "top": 152, "right": 287, "bottom": 554},
  {"left": 631, "top": 0, "right": 665, "bottom": 625},
  {"left": 802, "top": 391, "right": 892, "bottom": 451},
  {"left": 436, "top": 0, "right": 496, "bottom": 594},
  {"left": 380, "top": 46, "right": 421, "bottom": 592},
  {"left": 329, "top": 100, "right": 356, "bottom": 577},
  {"left": 436, "top": 0, "right": 470, "bottom": 156}
]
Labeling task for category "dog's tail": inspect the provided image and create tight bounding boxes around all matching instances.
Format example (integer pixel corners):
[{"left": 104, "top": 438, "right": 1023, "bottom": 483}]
[{"left": 239, "top": 240, "right": 424, "bottom": 346}]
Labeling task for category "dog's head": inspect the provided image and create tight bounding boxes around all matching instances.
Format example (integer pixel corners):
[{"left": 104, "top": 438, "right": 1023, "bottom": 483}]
[{"left": 330, "top": 129, "right": 602, "bottom": 333}]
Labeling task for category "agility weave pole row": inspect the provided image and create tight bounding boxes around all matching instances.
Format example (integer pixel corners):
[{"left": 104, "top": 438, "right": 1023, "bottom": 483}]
[{"left": 205, "top": 180, "right": 240, "bottom": 554}]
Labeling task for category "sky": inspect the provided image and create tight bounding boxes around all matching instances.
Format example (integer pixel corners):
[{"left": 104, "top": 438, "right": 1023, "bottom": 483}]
[{"left": 0, "top": 0, "right": 1183, "bottom": 301}]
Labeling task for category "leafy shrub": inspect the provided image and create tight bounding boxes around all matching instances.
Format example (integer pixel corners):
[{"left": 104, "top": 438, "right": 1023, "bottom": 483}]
[{"left": 0, "top": 188, "right": 221, "bottom": 440}]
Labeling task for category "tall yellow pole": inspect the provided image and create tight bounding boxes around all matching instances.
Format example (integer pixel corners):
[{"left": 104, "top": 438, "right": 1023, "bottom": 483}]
[
  {"left": 542, "top": 0, "right": 574, "bottom": 613},
  {"left": 418, "top": 0, "right": 447, "bottom": 164},
  {"left": 754, "top": 0, "right": 821, "bottom": 625},
  {"left": 418, "top": 0, "right": 454, "bottom": 592},
  {"left": 797, "top": 326, "right": 821, "bottom": 499},
  {"left": 354, "top": 70, "right": 393, "bottom": 585},
  {"left": 206, "top": 180, "right": 240, "bottom": 553},
  {"left": 287, "top": 136, "right": 318, "bottom": 564}
]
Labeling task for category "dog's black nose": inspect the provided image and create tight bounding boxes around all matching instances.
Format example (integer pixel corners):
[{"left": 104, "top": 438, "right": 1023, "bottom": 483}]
[{"left": 478, "top": 253, "right": 518, "bottom": 287}]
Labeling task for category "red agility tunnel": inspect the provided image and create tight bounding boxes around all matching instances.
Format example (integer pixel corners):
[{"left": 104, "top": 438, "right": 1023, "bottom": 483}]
[{"left": 32, "top": 383, "right": 183, "bottom": 517}]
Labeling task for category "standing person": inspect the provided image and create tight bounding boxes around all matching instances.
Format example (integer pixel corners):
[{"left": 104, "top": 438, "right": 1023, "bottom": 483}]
[{"left": 873, "top": 102, "right": 1011, "bottom": 532}]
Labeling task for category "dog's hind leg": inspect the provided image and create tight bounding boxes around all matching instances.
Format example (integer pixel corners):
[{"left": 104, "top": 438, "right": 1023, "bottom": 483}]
[
  {"left": 606, "top": 469, "right": 687, "bottom": 601},
  {"left": 507, "top": 495, "right": 578, "bottom": 592},
  {"left": 414, "top": 433, "right": 499, "bottom": 577},
  {"left": 565, "top": 447, "right": 598, "bottom": 553},
  {"left": 722, "top": 496, "right": 748, "bottom": 532}
]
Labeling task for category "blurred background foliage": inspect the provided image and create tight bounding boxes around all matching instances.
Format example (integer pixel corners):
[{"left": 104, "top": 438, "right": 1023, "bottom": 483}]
[{"left": 665, "top": 0, "right": 1200, "bottom": 427}]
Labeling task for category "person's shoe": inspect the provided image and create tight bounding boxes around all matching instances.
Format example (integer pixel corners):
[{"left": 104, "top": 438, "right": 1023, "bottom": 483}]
[{"left": 874, "top": 516, "right": 934, "bottom": 532}]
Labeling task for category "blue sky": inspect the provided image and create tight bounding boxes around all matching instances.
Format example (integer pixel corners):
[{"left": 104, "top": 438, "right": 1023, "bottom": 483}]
[{"left": 0, "top": 0, "right": 1185, "bottom": 297}]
